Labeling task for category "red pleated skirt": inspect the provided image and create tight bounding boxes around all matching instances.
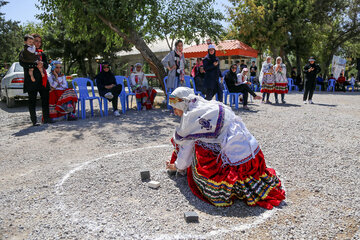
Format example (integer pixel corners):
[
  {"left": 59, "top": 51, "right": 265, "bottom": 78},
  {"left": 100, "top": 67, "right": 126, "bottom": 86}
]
[{"left": 170, "top": 140, "right": 286, "bottom": 209}]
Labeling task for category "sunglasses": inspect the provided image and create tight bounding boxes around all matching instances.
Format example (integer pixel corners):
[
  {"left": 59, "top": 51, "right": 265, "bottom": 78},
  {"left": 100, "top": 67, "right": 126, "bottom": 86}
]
[
  {"left": 103, "top": 66, "right": 110, "bottom": 69},
  {"left": 55, "top": 66, "right": 62, "bottom": 69},
  {"left": 231, "top": 67, "right": 237, "bottom": 69}
]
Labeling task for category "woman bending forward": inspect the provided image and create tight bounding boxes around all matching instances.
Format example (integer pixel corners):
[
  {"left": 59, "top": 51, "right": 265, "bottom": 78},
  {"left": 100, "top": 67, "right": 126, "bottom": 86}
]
[{"left": 166, "top": 87, "right": 285, "bottom": 209}]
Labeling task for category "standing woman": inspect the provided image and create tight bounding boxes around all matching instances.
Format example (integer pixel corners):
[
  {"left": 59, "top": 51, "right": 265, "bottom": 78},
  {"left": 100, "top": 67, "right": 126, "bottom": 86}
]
[
  {"left": 259, "top": 56, "right": 275, "bottom": 104},
  {"left": 161, "top": 40, "right": 186, "bottom": 90},
  {"left": 274, "top": 57, "right": 288, "bottom": 104},
  {"left": 203, "top": 44, "right": 223, "bottom": 101},
  {"left": 19, "top": 33, "right": 50, "bottom": 126},
  {"left": 48, "top": 61, "right": 78, "bottom": 121}
]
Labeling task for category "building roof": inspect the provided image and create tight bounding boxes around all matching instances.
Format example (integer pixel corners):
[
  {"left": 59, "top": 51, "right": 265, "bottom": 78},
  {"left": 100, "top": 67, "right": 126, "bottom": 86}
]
[
  {"left": 116, "top": 39, "right": 192, "bottom": 57},
  {"left": 183, "top": 40, "right": 258, "bottom": 58}
]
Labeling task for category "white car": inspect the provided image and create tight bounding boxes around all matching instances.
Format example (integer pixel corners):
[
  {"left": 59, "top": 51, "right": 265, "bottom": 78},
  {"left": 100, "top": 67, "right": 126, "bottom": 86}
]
[{"left": 0, "top": 62, "right": 50, "bottom": 108}]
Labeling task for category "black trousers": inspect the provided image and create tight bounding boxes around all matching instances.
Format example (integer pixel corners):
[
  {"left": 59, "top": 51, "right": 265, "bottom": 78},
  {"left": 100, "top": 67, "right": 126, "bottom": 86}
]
[
  {"left": 303, "top": 79, "right": 316, "bottom": 101},
  {"left": 205, "top": 82, "right": 223, "bottom": 102},
  {"left": 336, "top": 82, "right": 350, "bottom": 92},
  {"left": 28, "top": 88, "right": 49, "bottom": 124},
  {"left": 105, "top": 84, "right": 122, "bottom": 110},
  {"left": 274, "top": 93, "right": 285, "bottom": 101},
  {"left": 230, "top": 84, "right": 256, "bottom": 106}
]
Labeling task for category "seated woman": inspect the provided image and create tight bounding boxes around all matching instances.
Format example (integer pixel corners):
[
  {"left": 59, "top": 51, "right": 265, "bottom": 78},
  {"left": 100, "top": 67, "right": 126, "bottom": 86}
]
[
  {"left": 129, "top": 63, "right": 157, "bottom": 110},
  {"left": 48, "top": 61, "right": 78, "bottom": 121},
  {"left": 95, "top": 62, "right": 123, "bottom": 116},
  {"left": 224, "top": 64, "right": 261, "bottom": 110},
  {"left": 166, "top": 87, "right": 285, "bottom": 209}
]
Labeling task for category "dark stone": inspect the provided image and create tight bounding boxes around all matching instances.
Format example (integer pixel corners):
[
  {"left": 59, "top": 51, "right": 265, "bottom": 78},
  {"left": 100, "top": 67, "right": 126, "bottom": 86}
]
[
  {"left": 140, "top": 171, "right": 150, "bottom": 181},
  {"left": 167, "top": 170, "right": 176, "bottom": 177},
  {"left": 184, "top": 211, "right": 199, "bottom": 223}
]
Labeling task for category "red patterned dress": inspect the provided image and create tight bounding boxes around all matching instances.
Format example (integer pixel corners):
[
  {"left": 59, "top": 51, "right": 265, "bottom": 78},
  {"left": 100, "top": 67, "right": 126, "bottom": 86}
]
[
  {"left": 130, "top": 71, "right": 157, "bottom": 110},
  {"left": 169, "top": 97, "right": 285, "bottom": 209},
  {"left": 48, "top": 73, "right": 78, "bottom": 119}
]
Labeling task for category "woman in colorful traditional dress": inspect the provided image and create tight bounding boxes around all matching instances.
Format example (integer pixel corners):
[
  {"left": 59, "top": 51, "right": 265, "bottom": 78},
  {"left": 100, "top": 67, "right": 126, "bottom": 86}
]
[
  {"left": 259, "top": 56, "right": 275, "bottom": 104},
  {"left": 48, "top": 61, "right": 78, "bottom": 121},
  {"left": 274, "top": 57, "right": 288, "bottom": 104},
  {"left": 161, "top": 40, "right": 186, "bottom": 90},
  {"left": 129, "top": 63, "right": 157, "bottom": 110},
  {"left": 166, "top": 87, "right": 286, "bottom": 209}
]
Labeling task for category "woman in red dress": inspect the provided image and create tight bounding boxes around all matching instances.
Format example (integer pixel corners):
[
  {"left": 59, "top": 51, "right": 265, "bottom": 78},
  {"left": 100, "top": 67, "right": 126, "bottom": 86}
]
[
  {"left": 48, "top": 61, "right": 78, "bottom": 121},
  {"left": 166, "top": 87, "right": 285, "bottom": 209}
]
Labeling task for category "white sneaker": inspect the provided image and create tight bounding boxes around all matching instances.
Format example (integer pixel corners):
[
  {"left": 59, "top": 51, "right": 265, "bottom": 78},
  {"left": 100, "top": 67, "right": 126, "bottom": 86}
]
[
  {"left": 104, "top": 92, "right": 114, "bottom": 100},
  {"left": 308, "top": 100, "right": 314, "bottom": 104},
  {"left": 114, "top": 110, "right": 120, "bottom": 116},
  {"left": 304, "top": 101, "right": 307, "bottom": 104}
]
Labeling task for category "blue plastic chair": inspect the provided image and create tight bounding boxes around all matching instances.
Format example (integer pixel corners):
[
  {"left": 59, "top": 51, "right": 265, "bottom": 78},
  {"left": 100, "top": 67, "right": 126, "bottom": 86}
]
[
  {"left": 327, "top": 79, "right": 336, "bottom": 92},
  {"left": 287, "top": 78, "right": 299, "bottom": 92},
  {"left": 72, "top": 78, "right": 103, "bottom": 119},
  {"left": 346, "top": 82, "right": 355, "bottom": 92},
  {"left": 316, "top": 84, "right": 322, "bottom": 91},
  {"left": 163, "top": 76, "right": 173, "bottom": 109},
  {"left": 114, "top": 76, "right": 128, "bottom": 113},
  {"left": 222, "top": 70, "right": 229, "bottom": 77},
  {"left": 125, "top": 76, "right": 141, "bottom": 111},
  {"left": 250, "top": 76, "right": 260, "bottom": 92},
  {"left": 222, "top": 80, "right": 242, "bottom": 110}
]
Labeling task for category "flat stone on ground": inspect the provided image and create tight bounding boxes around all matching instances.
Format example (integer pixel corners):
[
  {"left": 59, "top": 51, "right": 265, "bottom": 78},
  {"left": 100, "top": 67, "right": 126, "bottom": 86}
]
[
  {"left": 148, "top": 180, "right": 160, "bottom": 189},
  {"left": 184, "top": 211, "right": 199, "bottom": 223},
  {"left": 140, "top": 170, "right": 150, "bottom": 181}
]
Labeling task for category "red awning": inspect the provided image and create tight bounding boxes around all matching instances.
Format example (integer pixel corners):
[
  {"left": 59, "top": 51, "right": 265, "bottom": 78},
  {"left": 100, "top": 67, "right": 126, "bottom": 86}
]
[{"left": 183, "top": 40, "right": 258, "bottom": 58}]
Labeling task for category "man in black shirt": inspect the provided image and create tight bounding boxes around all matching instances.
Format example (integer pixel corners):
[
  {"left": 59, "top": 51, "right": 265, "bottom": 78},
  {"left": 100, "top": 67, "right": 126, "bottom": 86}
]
[
  {"left": 303, "top": 57, "right": 321, "bottom": 104},
  {"left": 249, "top": 61, "right": 257, "bottom": 77}
]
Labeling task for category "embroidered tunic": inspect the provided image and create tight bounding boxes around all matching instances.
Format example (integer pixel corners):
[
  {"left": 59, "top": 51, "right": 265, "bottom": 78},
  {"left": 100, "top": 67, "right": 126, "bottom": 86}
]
[{"left": 169, "top": 87, "right": 285, "bottom": 208}]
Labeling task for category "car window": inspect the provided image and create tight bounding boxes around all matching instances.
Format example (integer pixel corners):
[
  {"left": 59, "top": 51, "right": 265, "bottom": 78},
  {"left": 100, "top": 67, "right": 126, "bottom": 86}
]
[{"left": 14, "top": 63, "right": 24, "bottom": 73}]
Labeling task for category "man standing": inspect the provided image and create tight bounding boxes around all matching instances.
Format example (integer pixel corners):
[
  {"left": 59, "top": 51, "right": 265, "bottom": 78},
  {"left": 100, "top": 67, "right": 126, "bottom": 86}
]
[
  {"left": 303, "top": 57, "right": 321, "bottom": 104},
  {"left": 249, "top": 61, "right": 257, "bottom": 77},
  {"left": 240, "top": 60, "right": 247, "bottom": 73}
]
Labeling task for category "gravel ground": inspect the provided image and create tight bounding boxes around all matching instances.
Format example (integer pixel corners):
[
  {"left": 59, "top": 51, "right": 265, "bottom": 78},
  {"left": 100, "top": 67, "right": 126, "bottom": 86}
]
[{"left": 0, "top": 91, "right": 359, "bottom": 240}]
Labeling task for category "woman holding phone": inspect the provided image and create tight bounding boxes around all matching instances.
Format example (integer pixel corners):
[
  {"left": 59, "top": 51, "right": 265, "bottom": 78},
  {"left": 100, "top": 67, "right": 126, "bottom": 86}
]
[{"left": 47, "top": 61, "right": 78, "bottom": 121}]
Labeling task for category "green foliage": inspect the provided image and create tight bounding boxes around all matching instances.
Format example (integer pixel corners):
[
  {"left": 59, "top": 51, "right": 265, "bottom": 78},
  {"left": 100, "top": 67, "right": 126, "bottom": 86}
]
[
  {"left": 228, "top": 0, "right": 360, "bottom": 76},
  {"left": 153, "top": 0, "right": 224, "bottom": 50},
  {"left": 0, "top": 0, "right": 22, "bottom": 64}
]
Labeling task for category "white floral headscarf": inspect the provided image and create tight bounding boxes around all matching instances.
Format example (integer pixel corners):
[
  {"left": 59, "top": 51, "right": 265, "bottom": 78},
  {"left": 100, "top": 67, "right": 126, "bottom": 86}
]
[{"left": 169, "top": 87, "right": 195, "bottom": 112}]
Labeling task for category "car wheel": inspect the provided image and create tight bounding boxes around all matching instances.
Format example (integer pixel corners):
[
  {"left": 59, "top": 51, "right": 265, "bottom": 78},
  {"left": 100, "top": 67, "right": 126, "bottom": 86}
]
[
  {"left": 6, "top": 95, "right": 15, "bottom": 108},
  {"left": 0, "top": 88, "right": 5, "bottom": 102}
]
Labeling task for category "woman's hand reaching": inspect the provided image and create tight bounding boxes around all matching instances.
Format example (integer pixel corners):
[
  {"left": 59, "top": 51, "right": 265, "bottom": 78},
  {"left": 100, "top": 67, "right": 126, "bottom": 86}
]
[{"left": 166, "top": 161, "right": 177, "bottom": 171}]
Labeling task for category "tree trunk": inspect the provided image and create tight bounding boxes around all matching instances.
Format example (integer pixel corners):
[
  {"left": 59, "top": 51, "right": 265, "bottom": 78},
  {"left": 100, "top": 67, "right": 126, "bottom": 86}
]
[
  {"left": 87, "top": 55, "right": 95, "bottom": 79},
  {"left": 66, "top": 60, "right": 77, "bottom": 76},
  {"left": 77, "top": 57, "right": 87, "bottom": 77},
  {"left": 96, "top": 14, "right": 167, "bottom": 95}
]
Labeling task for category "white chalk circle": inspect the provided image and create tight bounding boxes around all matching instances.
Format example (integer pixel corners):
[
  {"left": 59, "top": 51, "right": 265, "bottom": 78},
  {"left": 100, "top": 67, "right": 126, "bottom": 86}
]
[{"left": 55, "top": 144, "right": 286, "bottom": 239}]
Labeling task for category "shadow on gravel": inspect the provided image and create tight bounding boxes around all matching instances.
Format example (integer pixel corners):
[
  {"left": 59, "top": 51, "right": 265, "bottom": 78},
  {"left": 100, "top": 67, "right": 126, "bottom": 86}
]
[
  {"left": 0, "top": 99, "right": 43, "bottom": 113},
  {"left": 13, "top": 124, "right": 49, "bottom": 137},
  {"left": 170, "top": 175, "right": 278, "bottom": 218},
  {"left": 313, "top": 103, "right": 337, "bottom": 107},
  {"left": 12, "top": 108, "right": 178, "bottom": 139},
  {"left": 271, "top": 103, "right": 301, "bottom": 107}
]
